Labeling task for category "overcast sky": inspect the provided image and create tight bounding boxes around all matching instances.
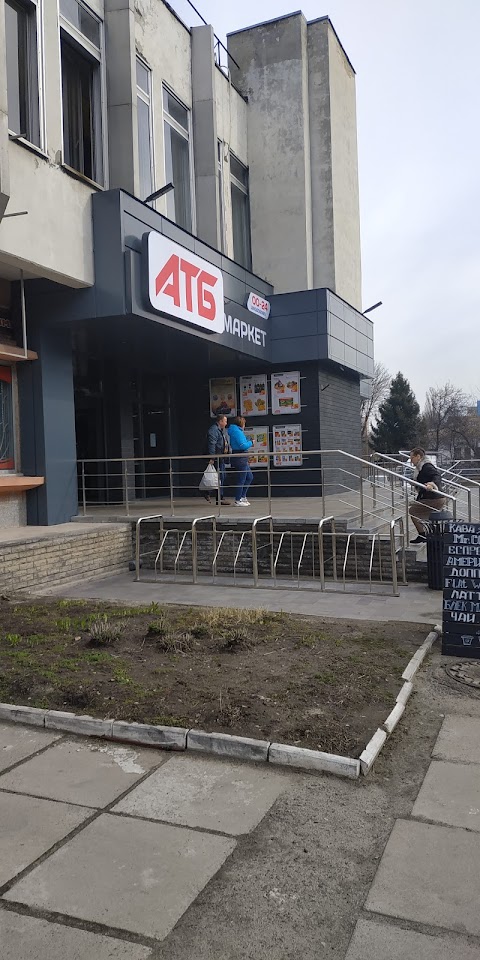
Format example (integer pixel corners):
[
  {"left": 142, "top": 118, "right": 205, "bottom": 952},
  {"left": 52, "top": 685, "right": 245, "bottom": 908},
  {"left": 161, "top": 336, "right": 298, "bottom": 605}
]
[{"left": 172, "top": 0, "right": 479, "bottom": 407}]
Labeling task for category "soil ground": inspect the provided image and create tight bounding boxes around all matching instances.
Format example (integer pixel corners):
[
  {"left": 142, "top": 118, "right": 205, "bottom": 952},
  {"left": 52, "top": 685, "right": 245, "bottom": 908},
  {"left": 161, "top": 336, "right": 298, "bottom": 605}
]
[{"left": 0, "top": 597, "right": 428, "bottom": 754}]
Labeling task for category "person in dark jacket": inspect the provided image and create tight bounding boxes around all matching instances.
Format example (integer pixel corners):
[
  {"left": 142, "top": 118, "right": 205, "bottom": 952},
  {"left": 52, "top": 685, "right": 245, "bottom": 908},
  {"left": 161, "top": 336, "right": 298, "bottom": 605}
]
[
  {"left": 409, "top": 447, "right": 447, "bottom": 543},
  {"left": 228, "top": 416, "right": 254, "bottom": 506},
  {"left": 206, "top": 414, "right": 231, "bottom": 504}
]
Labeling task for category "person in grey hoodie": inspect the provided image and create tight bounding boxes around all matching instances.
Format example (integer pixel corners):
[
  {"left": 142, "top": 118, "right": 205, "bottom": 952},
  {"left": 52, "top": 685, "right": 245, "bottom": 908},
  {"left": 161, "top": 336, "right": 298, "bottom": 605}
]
[{"left": 205, "top": 414, "right": 232, "bottom": 504}]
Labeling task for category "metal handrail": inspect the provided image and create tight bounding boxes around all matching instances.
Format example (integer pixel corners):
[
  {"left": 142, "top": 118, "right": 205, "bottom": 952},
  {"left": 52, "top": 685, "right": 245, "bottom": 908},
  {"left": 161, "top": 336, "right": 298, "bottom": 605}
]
[
  {"left": 368, "top": 535, "right": 377, "bottom": 593},
  {"left": 191, "top": 516, "right": 217, "bottom": 584},
  {"left": 135, "top": 514, "right": 164, "bottom": 581},
  {"left": 297, "top": 533, "right": 309, "bottom": 587},
  {"left": 174, "top": 532, "right": 189, "bottom": 578},
  {"left": 155, "top": 529, "right": 179, "bottom": 578},
  {"left": 233, "top": 531, "right": 247, "bottom": 582},
  {"left": 342, "top": 533, "right": 353, "bottom": 589},
  {"left": 318, "top": 516, "right": 337, "bottom": 589},
  {"left": 273, "top": 531, "right": 286, "bottom": 584},
  {"left": 389, "top": 519, "right": 399, "bottom": 596},
  {"left": 251, "top": 516, "right": 273, "bottom": 586}
]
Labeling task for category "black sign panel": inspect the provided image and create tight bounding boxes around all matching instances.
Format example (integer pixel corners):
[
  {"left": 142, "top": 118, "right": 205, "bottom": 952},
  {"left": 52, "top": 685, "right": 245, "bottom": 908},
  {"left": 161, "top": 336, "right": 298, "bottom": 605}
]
[{"left": 443, "top": 522, "right": 480, "bottom": 657}]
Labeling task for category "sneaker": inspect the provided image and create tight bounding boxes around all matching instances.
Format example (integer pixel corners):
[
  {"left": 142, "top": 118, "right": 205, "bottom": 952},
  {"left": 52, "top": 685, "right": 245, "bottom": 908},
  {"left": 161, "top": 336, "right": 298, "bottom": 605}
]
[
  {"left": 203, "top": 494, "right": 211, "bottom": 503},
  {"left": 410, "top": 535, "right": 426, "bottom": 544},
  {"left": 241, "top": 499, "right": 251, "bottom": 506},
  {"left": 234, "top": 500, "right": 249, "bottom": 506},
  {"left": 221, "top": 498, "right": 232, "bottom": 505}
]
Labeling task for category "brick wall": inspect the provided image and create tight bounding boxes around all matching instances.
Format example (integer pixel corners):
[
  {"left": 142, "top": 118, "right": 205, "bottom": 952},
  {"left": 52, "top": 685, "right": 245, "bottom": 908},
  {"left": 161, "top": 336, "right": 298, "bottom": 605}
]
[{"left": 0, "top": 525, "right": 132, "bottom": 592}]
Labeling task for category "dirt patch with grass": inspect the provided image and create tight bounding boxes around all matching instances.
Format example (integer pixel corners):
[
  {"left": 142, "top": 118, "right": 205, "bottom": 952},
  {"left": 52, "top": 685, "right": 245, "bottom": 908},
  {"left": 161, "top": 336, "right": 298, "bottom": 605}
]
[{"left": 0, "top": 597, "right": 428, "bottom": 755}]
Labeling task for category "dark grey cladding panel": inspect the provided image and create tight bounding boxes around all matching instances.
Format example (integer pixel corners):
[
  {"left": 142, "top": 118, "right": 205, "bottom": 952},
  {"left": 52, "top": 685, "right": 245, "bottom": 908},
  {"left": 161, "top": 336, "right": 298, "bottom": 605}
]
[
  {"left": 316, "top": 289, "right": 328, "bottom": 311},
  {"left": 271, "top": 335, "right": 319, "bottom": 364},
  {"left": 194, "top": 237, "right": 223, "bottom": 268},
  {"left": 223, "top": 273, "right": 248, "bottom": 307},
  {"left": 269, "top": 290, "right": 317, "bottom": 317},
  {"left": 221, "top": 256, "right": 246, "bottom": 283},
  {"left": 245, "top": 272, "right": 273, "bottom": 296},
  {"left": 270, "top": 312, "right": 318, "bottom": 339},
  {"left": 92, "top": 190, "right": 126, "bottom": 316},
  {"left": 158, "top": 217, "right": 196, "bottom": 252}
]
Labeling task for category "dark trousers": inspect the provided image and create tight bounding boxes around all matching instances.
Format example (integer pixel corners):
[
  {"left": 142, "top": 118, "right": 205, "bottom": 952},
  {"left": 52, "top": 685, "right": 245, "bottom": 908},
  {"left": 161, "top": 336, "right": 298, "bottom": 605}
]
[{"left": 234, "top": 457, "right": 253, "bottom": 501}]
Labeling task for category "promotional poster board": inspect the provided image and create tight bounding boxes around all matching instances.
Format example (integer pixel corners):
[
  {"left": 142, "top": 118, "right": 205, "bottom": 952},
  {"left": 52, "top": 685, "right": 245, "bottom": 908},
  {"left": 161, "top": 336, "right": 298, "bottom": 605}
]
[
  {"left": 245, "top": 425, "right": 270, "bottom": 467},
  {"left": 273, "top": 424, "right": 303, "bottom": 466},
  {"left": 271, "top": 372, "right": 301, "bottom": 415},
  {"left": 240, "top": 374, "right": 268, "bottom": 417},
  {"left": 209, "top": 377, "right": 237, "bottom": 418}
]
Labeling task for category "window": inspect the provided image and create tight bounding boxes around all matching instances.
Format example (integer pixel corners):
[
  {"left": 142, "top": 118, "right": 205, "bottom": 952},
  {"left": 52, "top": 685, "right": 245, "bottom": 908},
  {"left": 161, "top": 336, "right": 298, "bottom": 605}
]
[
  {"left": 0, "top": 368, "right": 14, "bottom": 470},
  {"left": 60, "top": 0, "right": 104, "bottom": 185},
  {"left": 136, "top": 58, "right": 154, "bottom": 201},
  {"left": 217, "top": 140, "right": 225, "bottom": 253},
  {"left": 230, "top": 153, "right": 251, "bottom": 270},
  {"left": 5, "top": 0, "right": 41, "bottom": 146},
  {"left": 163, "top": 87, "right": 193, "bottom": 232}
]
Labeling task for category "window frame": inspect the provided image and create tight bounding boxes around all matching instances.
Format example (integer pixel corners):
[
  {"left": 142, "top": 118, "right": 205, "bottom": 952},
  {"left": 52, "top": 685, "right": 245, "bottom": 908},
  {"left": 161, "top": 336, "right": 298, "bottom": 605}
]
[
  {"left": 162, "top": 84, "right": 195, "bottom": 234},
  {"left": 136, "top": 54, "right": 155, "bottom": 203},
  {"left": 230, "top": 151, "right": 252, "bottom": 270},
  {"left": 59, "top": 0, "right": 108, "bottom": 188},
  {"left": 5, "top": 0, "right": 45, "bottom": 151}
]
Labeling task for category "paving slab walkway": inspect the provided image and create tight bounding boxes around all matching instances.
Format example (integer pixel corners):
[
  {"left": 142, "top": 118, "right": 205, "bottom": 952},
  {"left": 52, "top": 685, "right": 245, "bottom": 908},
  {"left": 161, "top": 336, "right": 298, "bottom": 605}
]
[
  {"left": 345, "top": 712, "right": 480, "bottom": 958},
  {"left": 39, "top": 571, "right": 442, "bottom": 625},
  {"left": 0, "top": 723, "right": 289, "bottom": 957}
]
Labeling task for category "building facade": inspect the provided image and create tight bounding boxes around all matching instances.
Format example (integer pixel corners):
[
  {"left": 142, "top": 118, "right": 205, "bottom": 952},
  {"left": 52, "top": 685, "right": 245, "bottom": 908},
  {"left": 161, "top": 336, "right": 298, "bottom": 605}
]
[{"left": 0, "top": 0, "right": 371, "bottom": 525}]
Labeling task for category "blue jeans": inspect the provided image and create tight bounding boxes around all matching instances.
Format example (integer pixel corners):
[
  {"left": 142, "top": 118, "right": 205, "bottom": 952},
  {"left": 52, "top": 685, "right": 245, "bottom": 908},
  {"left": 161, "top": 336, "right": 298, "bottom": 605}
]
[{"left": 234, "top": 457, "right": 253, "bottom": 501}]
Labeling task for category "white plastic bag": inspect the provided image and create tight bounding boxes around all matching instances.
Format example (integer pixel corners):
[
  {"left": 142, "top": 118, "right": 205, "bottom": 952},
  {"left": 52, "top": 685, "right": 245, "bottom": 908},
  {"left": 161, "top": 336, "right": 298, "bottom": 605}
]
[{"left": 199, "top": 463, "right": 219, "bottom": 491}]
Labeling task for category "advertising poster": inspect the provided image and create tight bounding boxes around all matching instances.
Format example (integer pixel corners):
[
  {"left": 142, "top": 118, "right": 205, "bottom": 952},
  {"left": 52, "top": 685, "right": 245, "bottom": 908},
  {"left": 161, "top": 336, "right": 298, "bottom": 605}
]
[
  {"left": 245, "top": 426, "right": 270, "bottom": 468},
  {"left": 273, "top": 424, "right": 303, "bottom": 467},
  {"left": 240, "top": 374, "right": 268, "bottom": 417},
  {"left": 271, "top": 372, "right": 301, "bottom": 415},
  {"left": 209, "top": 377, "right": 237, "bottom": 418}
]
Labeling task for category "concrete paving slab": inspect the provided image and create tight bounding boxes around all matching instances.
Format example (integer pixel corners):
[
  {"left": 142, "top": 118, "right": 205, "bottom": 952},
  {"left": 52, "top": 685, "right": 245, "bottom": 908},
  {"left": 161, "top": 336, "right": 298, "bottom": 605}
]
[
  {"left": 0, "top": 909, "right": 152, "bottom": 959},
  {"left": 43, "top": 572, "right": 441, "bottom": 625},
  {"left": 0, "top": 791, "right": 93, "bottom": 886},
  {"left": 345, "top": 918, "right": 480, "bottom": 960},
  {"left": 433, "top": 715, "right": 480, "bottom": 765},
  {"left": 365, "top": 818, "right": 480, "bottom": 936},
  {"left": 113, "top": 754, "right": 287, "bottom": 836},
  {"left": 4, "top": 813, "right": 235, "bottom": 940},
  {"left": 0, "top": 723, "right": 60, "bottom": 773},
  {"left": 412, "top": 760, "right": 480, "bottom": 831},
  {"left": 0, "top": 739, "right": 162, "bottom": 807}
]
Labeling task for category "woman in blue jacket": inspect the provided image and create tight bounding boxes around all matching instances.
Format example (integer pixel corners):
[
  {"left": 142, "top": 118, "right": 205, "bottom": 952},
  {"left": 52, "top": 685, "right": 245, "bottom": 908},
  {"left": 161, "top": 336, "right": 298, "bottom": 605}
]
[{"left": 228, "top": 416, "right": 253, "bottom": 506}]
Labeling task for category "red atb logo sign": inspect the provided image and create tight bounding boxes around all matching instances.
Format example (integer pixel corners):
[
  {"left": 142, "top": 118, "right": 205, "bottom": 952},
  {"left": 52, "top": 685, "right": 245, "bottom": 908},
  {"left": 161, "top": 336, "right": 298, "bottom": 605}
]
[{"left": 147, "top": 232, "right": 225, "bottom": 334}]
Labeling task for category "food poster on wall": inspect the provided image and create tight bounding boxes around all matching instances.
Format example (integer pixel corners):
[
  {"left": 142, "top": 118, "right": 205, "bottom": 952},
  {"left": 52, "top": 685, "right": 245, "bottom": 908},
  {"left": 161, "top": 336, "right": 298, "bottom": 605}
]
[
  {"left": 271, "top": 372, "right": 301, "bottom": 415},
  {"left": 273, "top": 424, "right": 303, "bottom": 466},
  {"left": 244, "top": 426, "right": 270, "bottom": 467},
  {"left": 240, "top": 374, "right": 268, "bottom": 417},
  {"left": 209, "top": 378, "right": 237, "bottom": 418}
]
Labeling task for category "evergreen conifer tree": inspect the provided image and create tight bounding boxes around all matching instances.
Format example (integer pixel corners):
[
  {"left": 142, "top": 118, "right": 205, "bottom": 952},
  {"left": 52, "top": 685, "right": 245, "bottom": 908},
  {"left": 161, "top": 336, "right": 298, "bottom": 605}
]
[{"left": 370, "top": 372, "right": 420, "bottom": 453}]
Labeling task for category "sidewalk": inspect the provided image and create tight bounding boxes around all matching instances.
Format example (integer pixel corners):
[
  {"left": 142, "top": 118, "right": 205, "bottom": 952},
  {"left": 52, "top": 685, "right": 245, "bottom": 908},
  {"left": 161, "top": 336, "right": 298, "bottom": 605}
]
[
  {"left": 345, "top": 712, "right": 480, "bottom": 958},
  {"left": 41, "top": 572, "right": 442, "bottom": 626}
]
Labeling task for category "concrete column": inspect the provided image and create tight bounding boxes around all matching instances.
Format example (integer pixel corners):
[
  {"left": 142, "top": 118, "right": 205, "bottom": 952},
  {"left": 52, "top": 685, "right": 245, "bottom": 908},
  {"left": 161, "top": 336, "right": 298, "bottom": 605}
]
[
  {"left": 17, "top": 316, "right": 78, "bottom": 525},
  {"left": 0, "top": 0, "right": 11, "bottom": 218},
  {"left": 191, "top": 25, "right": 219, "bottom": 248},
  {"left": 228, "top": 13, "right": 313, "bottom": 293},
  {"left": 308, "top": 19, "right": 362, "bottom": 309},
  {"left": 104, "top": 0, "right": 139, "bottom": 194}
]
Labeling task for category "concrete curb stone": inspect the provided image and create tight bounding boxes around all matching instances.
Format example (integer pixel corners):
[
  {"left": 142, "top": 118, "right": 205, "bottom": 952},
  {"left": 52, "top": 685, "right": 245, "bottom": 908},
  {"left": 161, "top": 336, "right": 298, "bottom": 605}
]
[
  {"left": 268, "top": 743, "right": 360, "bottom": 779},
  {"left": 111, "top": 720, "right": 187, "bottom": 750},
  {"left": 0, "top": 704, "right": 46, "bottom": 726},
  {"left": 382, "top": 702, "right": 405, "bottom": 735},
  {"left": 45, "top": 711, "right": 114, "bottom": 738},
  {"left": 359, "top": 728, "right": 388, "bottom": 775},
  {"left": 187, "top": 729, "right": 269, "bottom": 762},
  {"left": 396, "top": 681, "right": 413, "bottom": 706}
]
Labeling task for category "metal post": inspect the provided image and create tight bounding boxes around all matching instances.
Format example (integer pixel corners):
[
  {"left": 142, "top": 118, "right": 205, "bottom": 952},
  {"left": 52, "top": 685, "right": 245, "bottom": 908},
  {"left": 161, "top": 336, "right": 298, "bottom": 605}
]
[
  {"left": 399, "top": 517, "right": 407, "bottom": 584},
  {"left": 81, "top": 461, "right": 87, "bottom": 517},
  {"left": 192, "top": 522, "right": 198, "bottom": 584},
  {"left": 267, "top": 453, "right": 272, "bottom": 516},
  {"left": 124, "top": 460, "right": 130, "bottom": 517},
  {"left": 270, "top": 517, "right": 274, "bottom": 579},
  {"left": 390, "top": 521, "right": 399, "bottom": 596},
  {"left": 135, "top": 520, "right": 141, "bottom": 581},
  {"left": 252, "top": 523, "right": 258, "bottom": 586},
  {"left": 390, "top": 474, "right": 395, "bottom": 514},
  {"left": 360, "top": 477, "right": 364, "bottom": 528},
  {"left": 467, "top": 488, "right": 472, "bottom": 522},
  {"left": 321, "top": 464, "right": 326, "bottom": 518},
  {"left": 169, "top": 458, "right": 175, "bottom": 516},
  {"left": 372, "top": 467, "right": 377, "bottom": 508}
]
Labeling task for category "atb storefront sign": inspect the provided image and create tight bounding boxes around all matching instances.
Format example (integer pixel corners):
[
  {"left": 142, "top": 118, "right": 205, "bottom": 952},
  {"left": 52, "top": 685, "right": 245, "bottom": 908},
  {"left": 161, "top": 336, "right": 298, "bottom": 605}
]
[
  {"left": 146, "top": 232, "right": 225, "bottom": 334},
  {"left": 247, "top": 291, "right": 271, "bottom": 320}
]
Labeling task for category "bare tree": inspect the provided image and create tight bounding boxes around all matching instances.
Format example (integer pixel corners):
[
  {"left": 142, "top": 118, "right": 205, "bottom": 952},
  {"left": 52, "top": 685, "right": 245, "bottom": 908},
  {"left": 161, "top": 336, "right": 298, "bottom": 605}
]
[
  {"left": 361, "top": 362, "right": 391, "bottom": 446},
  {"left": 422, "top": 383, "right": 469, "bottom": 454}
]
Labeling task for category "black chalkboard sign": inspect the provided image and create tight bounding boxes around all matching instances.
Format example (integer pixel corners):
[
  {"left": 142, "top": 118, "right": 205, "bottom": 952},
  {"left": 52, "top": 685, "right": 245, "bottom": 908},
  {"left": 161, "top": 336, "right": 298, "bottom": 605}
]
[{"left": 443, "top": 521, "right": 480, "bottom": 657}]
